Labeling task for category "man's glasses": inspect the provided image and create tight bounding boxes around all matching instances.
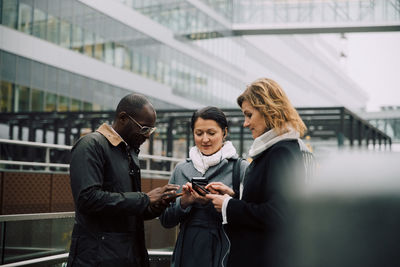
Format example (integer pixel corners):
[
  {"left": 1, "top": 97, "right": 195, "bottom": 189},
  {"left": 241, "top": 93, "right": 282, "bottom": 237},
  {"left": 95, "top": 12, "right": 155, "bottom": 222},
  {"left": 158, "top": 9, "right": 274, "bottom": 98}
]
[{"left": 126, "top": 114, "right": 156, "bottom": 136}]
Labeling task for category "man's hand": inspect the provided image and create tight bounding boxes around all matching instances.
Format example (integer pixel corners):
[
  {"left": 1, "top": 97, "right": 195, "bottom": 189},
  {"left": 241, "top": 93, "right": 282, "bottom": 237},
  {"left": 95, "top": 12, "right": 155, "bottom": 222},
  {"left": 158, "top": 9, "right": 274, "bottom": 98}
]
[
  {"left": 206, "top": 182, "right": 235, "bottom": 196},
  {"left": 147, "top": 184, "right": 180, "bottom": 205},
  {"left": 205, "top": 194, "right": 230, "bottom": 212}
]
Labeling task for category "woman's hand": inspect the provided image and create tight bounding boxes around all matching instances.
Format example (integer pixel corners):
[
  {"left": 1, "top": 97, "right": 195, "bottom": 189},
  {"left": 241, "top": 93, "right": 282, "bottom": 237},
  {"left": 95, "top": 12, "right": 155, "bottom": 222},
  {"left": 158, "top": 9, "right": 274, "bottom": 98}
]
[
  {"left": 180, "top": 182, "right": 210, "bottom": 208},
  {"left": 206, "top": 182, "right": 235, "bottom": 196},
  {"left": 205, "top": 194, "right": 230, "bottom": 212},
  {"left": 180, "top": 182, "right": 195, "bottom": 209}
]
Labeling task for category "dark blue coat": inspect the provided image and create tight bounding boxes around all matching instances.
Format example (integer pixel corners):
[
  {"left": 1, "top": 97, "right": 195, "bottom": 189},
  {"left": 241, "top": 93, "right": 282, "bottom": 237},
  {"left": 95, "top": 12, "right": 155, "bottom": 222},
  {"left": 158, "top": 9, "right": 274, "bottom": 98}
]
[{"left": 226, "top": 140, "right": 304, "bottom": 267}]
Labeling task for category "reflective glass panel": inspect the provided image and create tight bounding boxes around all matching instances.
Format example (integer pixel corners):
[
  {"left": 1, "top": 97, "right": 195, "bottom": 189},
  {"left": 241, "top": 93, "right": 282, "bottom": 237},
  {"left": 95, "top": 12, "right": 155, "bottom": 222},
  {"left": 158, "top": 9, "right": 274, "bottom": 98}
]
[
  {"left": 0, "top": 81, "right": 14, "bottom": 112},
  {"left": 58, "top": 95, "right": 69, "bottom": 112},
  {"left": 31, "top": 88, "right": 44, "bottom": 111},
  {"left": 14, "top": 85, "right": 30, "bottom": 112},
  {"left": 18, "top": 3, "right": 32, "bottom": 34},
  {"left": 32, "top": 7, "right": 47, "bottom": 39},
  {"left": 45, "top": 92, "right": 57, "bottom": 112}
]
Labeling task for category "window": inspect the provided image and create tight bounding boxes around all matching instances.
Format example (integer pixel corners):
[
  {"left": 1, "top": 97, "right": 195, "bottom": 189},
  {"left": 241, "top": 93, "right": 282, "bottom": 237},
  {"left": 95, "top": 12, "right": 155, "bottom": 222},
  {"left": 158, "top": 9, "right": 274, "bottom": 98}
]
[
  {"left": 31, "top": 88, "right": 44, "bottom": 111},
  {"left": 83, "top": 102, "right": 92, "bottom": 111},
  {"left": 94, "top": 35, "right": 104, "bottom": 61},
  {"left": 71, "top": 25, "right": 83, "bottom": 53},
  {"left": 60, "top": 20, "right": 71, "bottom": 48},
  {"left": 32, "top": 7, "right": 47, "bottom": 39},
  {"left": 83, "top": 30, "right": 94, "bottom": 57},
  {"left": 15, "top": 85, "right": 30, "bottom": 112},
  {"left": 70, "top": 98, "right": 81, "bottom": 111},
  {"left": 18, "top": 3, "right": 32, "bottom": 34},
  {"left": 0, "top": 81, "right": 14, "bottom": 112},
  {"left": 58, "top": 95, "right": 69, "bottom": 111},
  {"left": 47, "top": 14, "right": 60, "bottom": 44},
  {"left": 45, "top": 92, "right": 57, "bottom": 111},
  {"left": 2, "top": 0, "right": 18, "bottom": 29}
]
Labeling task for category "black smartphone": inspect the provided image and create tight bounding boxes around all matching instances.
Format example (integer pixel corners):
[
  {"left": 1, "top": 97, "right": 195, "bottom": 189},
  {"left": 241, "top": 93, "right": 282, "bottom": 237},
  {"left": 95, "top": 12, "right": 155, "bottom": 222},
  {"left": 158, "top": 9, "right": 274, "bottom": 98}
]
[
  {"left": 162, "top": 192, "right": 183, "bottom": 202},
  {"left": 191, "top": 177, "right": 210, "bottom": 196}
]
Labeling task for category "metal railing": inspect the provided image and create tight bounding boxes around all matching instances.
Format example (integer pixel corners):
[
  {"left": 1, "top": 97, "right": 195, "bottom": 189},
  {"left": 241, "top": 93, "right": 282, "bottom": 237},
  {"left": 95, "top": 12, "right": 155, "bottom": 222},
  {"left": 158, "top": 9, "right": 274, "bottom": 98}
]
[
  {"left": 0, "top": 212, "right": 173, "bottom": 266},
  {"left": 0, "top": 138, "right": 184, "bottom": 178}
]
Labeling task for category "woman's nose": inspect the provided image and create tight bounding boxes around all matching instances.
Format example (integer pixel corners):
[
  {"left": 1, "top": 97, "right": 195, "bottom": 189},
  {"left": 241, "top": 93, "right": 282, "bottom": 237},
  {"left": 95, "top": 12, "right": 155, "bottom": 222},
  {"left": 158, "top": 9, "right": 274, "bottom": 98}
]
[
  {"left": 202, "top": 134, "right": 210, "bottom": 142},
  {"left": 243, "top": 120, "right": 250, "bottom": 128}
]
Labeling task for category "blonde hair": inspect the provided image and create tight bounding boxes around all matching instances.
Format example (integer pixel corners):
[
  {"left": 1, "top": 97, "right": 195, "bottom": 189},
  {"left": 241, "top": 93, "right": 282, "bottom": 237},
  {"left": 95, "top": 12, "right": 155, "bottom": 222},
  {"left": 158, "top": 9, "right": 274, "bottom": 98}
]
[{"left": 237, "top": 78, "right": 307, "bottom": 137}]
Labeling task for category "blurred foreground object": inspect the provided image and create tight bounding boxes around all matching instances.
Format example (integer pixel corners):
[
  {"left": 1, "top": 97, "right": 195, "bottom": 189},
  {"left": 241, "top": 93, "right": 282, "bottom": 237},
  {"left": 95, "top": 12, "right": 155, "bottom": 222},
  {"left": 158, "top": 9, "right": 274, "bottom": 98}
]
[{"left": 287, "top": 151, "right": 400, "bottom": 267}]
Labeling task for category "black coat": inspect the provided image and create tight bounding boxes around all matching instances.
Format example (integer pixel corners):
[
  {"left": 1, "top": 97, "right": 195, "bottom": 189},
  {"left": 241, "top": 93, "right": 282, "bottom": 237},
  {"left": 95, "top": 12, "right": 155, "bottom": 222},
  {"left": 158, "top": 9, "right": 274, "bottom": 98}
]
[
  {"left": 67, "top": 124, "right": 158, "bottom": 267},
  {"left": 226, "top": 140, "right": 304, "bottom": 267}
]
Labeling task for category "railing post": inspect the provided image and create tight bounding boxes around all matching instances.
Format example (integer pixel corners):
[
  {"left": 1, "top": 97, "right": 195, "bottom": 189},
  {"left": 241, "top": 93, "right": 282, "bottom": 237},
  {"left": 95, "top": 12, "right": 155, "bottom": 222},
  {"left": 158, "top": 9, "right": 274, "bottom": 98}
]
[
  {"left": 1, "top": 221, "right": 6, "bottom": 264},
  {"left": 45, "top": 147, "right": 50, "bottom": 172}
]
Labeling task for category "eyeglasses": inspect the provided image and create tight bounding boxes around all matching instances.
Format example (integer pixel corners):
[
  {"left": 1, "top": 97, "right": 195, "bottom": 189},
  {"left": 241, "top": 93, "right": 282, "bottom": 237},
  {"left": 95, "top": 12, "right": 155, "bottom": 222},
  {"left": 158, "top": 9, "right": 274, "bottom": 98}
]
[{"left": 126, "top": 114, "right": 156, "bottom": 136}]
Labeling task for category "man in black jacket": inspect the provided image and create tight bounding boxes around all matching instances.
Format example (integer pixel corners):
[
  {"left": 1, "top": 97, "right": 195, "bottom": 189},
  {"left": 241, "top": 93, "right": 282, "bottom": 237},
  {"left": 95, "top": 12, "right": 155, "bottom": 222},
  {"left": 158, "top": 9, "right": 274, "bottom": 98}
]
[{"left": 67, "top": 94, "right": 179, "bottom": 267}]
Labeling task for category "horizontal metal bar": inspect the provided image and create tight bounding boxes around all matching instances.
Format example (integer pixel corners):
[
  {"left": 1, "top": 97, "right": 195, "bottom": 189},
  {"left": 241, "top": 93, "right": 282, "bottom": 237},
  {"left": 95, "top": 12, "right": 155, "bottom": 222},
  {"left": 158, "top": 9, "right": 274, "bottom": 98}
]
[
  {"left": 0, "top": 138, "right": 71, "bottom": 149},
  {"left": 0, "top": 253, "right": 69, "bottom": 267},
  {"left": 0, "top": 160, "right": 69, "bottom": 168},
  {"left": 0, "top": 139, "right": 184, "bottom": 162},
  {"left": 0, "top": 249, "right": 173, "bottom": 266},
  {"left": 0, "top": 212, "right": 75, "bottom": 222}
]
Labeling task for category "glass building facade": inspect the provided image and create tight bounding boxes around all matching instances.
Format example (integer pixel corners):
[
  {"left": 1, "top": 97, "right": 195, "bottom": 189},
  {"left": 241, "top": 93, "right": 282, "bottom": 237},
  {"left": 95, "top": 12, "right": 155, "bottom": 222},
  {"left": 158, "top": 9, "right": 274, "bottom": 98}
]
[
  {"left": 0, "top": 0, "right": 377, "bottom": 116},
  {"left": 0, "top": 0, "right": 245, "bottom": 113}
]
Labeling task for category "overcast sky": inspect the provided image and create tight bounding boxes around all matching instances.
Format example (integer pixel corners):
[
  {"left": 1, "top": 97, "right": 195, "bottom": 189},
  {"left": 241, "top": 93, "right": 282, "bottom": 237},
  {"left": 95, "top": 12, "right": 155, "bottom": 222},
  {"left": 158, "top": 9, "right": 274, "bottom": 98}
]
[{"left": 346, "top": 32, "right": 400, "bottom": 112}]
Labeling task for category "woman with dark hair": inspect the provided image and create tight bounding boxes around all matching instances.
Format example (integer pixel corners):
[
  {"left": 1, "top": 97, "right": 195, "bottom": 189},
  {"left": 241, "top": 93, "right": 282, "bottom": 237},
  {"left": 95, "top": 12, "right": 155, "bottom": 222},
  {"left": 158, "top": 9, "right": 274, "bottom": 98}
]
[
  {"left": 206, "top": 78, "right": 308, "bottom": 267},
  {"left": 160, "top": 106, "right": 248, "bottom": 267}
]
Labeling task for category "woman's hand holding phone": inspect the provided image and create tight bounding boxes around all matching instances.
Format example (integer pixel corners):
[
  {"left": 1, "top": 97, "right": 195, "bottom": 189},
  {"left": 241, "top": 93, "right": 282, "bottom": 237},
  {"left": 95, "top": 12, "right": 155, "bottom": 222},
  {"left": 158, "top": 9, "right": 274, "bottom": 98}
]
[
  {"left": 180, "top": 182, "right": 210, "bottom": 208},
  {"left": 206, "top": 182, "right": 235, "bottom": 196}
]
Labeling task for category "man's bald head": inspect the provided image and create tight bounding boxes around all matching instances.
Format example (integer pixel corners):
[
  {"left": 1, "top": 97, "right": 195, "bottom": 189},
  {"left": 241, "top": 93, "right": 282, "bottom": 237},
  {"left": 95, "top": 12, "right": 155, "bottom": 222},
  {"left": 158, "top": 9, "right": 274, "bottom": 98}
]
[
  {"left": 113, "top": 93, "right": 156, "bottom": 149},
  {"left": 115, "top": 94, "right": 153, "bottom": 119}
]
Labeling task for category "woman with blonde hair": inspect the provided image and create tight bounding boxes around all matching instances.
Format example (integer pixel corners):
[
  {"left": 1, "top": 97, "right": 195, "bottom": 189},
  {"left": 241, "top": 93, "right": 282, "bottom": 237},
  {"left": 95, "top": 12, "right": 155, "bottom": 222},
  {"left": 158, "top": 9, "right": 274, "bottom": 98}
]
[{"left": 206, "top": 78, "right": 308, "bottom": 267}]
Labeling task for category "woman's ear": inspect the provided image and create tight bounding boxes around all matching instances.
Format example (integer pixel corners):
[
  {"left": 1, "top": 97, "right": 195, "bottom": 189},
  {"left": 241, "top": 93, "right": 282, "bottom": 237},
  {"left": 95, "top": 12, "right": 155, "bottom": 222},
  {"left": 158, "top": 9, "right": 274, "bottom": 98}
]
[{"left": 223, "top": 128, "right": 228, "bottom": 140}]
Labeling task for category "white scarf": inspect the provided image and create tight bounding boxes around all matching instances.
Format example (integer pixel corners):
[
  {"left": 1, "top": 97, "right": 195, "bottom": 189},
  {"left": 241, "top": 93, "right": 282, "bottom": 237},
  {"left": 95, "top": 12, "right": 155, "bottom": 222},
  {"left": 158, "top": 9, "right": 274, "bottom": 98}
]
[
  {"left": 248, "top": 127, "right": 307, "bottom": 158},
  {"left": 189, "top": 141, "right": 237, "bottom": 175}
]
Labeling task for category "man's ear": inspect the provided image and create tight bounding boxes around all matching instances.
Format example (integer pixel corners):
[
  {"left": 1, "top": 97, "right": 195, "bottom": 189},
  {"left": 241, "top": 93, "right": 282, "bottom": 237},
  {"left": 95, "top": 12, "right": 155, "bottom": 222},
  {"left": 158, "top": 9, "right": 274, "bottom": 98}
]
[{"left": 117, "top": 111, "right": 128, "bottom": 125}]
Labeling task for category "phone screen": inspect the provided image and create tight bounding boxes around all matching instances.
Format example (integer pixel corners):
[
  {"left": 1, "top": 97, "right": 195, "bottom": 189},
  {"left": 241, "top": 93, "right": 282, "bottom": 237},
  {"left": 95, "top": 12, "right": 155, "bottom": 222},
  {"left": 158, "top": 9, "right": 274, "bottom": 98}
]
[{"left": 191, "top": 178, "right": 210, "bottom": 196}]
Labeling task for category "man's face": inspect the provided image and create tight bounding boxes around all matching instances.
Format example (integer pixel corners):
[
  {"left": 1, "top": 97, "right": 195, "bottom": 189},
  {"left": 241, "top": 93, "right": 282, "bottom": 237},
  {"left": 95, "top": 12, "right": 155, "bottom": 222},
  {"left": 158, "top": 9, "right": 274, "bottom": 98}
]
[{"left": 121, "top": 104, "right": 156, "bottom": 149}]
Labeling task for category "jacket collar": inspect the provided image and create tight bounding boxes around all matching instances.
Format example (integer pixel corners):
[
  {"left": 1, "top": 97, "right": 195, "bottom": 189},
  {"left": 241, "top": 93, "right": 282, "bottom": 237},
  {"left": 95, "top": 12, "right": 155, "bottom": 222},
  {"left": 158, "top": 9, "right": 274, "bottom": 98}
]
[
  {"left": 96, "top": 123, "right": 125, "bottom": 147},
  {"left": 182, "top": 158, "right": 230, "bottom": 181}
]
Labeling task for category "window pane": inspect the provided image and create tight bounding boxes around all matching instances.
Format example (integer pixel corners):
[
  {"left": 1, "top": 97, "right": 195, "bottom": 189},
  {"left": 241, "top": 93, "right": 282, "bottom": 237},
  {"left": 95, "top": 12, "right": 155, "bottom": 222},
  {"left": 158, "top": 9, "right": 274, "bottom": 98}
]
[
  {"left": 32, "top": 7, "right": 47, "bottom": 39},
  {"left": 92, "top": 103, "right": 101, "bottom": 111},
  {"left": 60, "top": 20, "right": 71, "bottom": 48},
  {"left": 83, "top": 102, "right": 92, "bottom": 111},
  {"left": 104, "top": 42, "right": 114, "bottom": 65},
  {"left": 115, "top": 44, "right": 124, "bottom": 68},
  {"left": 94, "top": 35, "right": 104, "bottom": 61},
  {"left": 31, "top": 88, "right": 44, "bottom": 111},
  {"left": 58, "top": 95, "right": 69, "bottom": 111},
  {"left": 123, "top": 47, "right": 132, "bottom": 71},
  {"left": 71, "top": 25, "right": 83, "bottom": 53},
  {"left": 0, "top": 81, "right": 14, "bottom": 112},
  {"left": 18, "top": 3, "right": 32, "bottom": 34},
  {"left": 47, "top": 14, "right": 59, "bottom": 44},
  {"left": 15, "top": 85, "right": 30, "bottom": 112},
  {"left": 2, "top": 0, "right": 18, "bottom": 29},
  {"left": 83, "top": 30, "right": 94, "bottom": 57},
  {"left": 45, "top": 92, "right": 57, "bottom": 112},
  {"left": 70, "top": 99, "right": 81, "bottom": 111}
]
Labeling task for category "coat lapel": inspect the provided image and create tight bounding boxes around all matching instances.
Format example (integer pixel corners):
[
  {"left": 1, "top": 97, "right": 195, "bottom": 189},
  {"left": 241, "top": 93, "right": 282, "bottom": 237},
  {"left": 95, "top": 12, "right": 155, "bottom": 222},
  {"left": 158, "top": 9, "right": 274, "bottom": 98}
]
[{"left": 180, "top": 159, "right": 229, "bottom": 181}]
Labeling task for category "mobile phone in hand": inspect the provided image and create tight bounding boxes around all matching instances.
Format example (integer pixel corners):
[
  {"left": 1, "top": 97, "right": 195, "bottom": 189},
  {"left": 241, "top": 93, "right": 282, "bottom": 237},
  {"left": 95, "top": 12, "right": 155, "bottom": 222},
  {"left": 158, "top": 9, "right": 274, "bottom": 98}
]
[
  {"left": 162, "top": 192, "right": 183, "bottom": 202},
  {"left": 191, "top": 177, "right": 210, "bottom": 196}
]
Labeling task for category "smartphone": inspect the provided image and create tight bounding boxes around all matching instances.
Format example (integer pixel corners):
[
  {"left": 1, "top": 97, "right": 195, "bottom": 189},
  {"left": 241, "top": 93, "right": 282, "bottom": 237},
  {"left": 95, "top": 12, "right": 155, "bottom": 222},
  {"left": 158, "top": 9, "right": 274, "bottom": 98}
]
[
  {"left": 191, "top": 177, "right": 210, "bottom": 196},
  {"left": 162, "top": 192, "right": 183, "bottom": 202}
]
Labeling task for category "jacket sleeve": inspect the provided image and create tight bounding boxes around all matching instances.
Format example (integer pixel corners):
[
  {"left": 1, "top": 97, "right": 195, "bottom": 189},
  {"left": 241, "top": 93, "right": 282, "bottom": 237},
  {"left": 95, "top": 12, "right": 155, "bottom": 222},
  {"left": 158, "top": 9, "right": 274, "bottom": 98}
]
[
  {"left": 159, "top": 165, "right": 191, "bottom": 228},
  {"left": 226, "top": 146, "right": 297, "bottom": 231},
  {"left": 70, "top": 136, "right": 149, "bottom": 216}
]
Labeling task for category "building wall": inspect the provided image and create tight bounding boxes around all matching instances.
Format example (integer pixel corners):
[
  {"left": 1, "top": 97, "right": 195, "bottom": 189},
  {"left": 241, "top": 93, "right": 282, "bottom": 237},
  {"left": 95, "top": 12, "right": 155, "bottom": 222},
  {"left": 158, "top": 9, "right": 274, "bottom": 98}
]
[{"left": 0, "top": 0, "right": 368, "bottom": 115}]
